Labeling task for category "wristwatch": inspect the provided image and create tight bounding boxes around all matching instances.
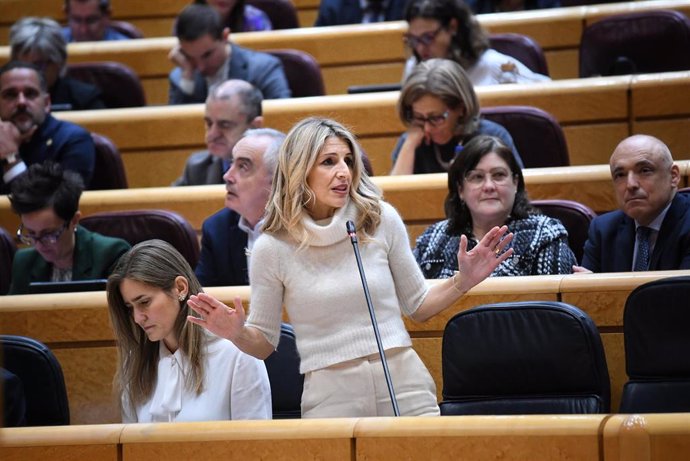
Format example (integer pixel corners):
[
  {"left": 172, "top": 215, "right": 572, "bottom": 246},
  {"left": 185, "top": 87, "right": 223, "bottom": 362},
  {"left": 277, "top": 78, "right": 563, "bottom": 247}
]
[{"left": 1, "top": 152, "right": 18, "bottom": 166}]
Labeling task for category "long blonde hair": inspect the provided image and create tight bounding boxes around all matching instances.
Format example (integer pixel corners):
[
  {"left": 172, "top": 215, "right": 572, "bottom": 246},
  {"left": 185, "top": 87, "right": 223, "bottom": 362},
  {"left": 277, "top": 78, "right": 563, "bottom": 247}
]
[
  {"left": 106, "top": 239, "right": 206, "bottom": 416},
  {"left": 263, "top": 117, "right": 382, "bottom": 246}
]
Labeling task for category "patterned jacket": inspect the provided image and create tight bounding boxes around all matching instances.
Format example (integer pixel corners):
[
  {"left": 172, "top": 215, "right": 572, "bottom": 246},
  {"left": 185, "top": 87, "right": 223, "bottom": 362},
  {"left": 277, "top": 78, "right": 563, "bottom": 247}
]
[{"left": 413, "top": 214, "right": 576, "bottom": 278}]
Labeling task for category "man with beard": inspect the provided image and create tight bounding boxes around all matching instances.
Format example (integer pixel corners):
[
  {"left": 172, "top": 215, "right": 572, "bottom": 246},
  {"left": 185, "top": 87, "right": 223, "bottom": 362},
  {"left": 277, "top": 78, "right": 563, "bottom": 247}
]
[
  {"left": 173, "top": 79, "right": 263, "bottom": 186},
  {"left": 574, "top": 135, "right": 690, "bottom": 272},
  {"left": 0, "top": 62, "right": 95, "bottom": 194},
  {"left": 195, "top": 128, "right": 284, "bottom": 286}
]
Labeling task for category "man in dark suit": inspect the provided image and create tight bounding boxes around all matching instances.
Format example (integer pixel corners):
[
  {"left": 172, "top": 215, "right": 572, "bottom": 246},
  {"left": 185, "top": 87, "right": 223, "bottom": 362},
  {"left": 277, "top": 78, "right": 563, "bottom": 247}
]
[
  {"left": 8, "top": 162, "right": 130, "bottom": 294},
  {"left": 168, "top": 4, "right": 290, "bottom": 104},
  {"left": 576, "top": 135, "right": 690, "bottom": 273},
  {"left": 0, "top": 62, "right": 96, "bottom": 194},
  {"left": 195, "top": 128, "right": 284, "bottom": 287},
  {"left": 173, "top": 79, "right": 263, "bottom": 186},
  {"left": 315, "top": 0, "right": 407, "bottom": 26}
]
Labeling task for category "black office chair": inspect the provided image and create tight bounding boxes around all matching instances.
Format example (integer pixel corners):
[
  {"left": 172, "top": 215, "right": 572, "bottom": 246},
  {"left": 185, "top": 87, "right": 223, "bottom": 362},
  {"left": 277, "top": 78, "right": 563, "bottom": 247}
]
[
  {"left": 0, "top": 335, "right": 70, "bottom": 426},
  {"left": 80, "top": 209, "right": 200, "bottom": 268},
  {"left": 531, "top": 199, "right": 597, "bottom": 264},
  {"left": 579, "top": 10, "right": 690, "bottom": 77},
  {"left": 264, "top": 323, "right": 304, "bottom": 418},
  {"left": 265, "top": 49, "right": 326, "bottom": 97},
  {"left": 489, "top": 33, "right": 550, "bottom": 76},
  {"left": 441, "top": 301, "right": 610, "bottom": 415},
  {"left": 247, "top": 0, "right": 300, "bottom": 29},
  {"left": 481, "top": 105, "right": 570, "bottom": 168},
  {"left": 66, "top": 61, "right": 146, "bottom": 108},
  {"left": 0, "top": 226, "right": 16, "bottom": 295},
  {"left": 619, "top": 276, "right": 690, "bottom": 413},
  {"left": 89, "top": 132, "right": 128, "bottom": 190}
]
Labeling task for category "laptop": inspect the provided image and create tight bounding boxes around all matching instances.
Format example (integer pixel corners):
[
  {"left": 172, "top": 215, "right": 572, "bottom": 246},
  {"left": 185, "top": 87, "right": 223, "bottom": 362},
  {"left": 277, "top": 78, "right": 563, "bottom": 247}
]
[{"left": 28, "top": 279, "right": 108, "bottom": 294}]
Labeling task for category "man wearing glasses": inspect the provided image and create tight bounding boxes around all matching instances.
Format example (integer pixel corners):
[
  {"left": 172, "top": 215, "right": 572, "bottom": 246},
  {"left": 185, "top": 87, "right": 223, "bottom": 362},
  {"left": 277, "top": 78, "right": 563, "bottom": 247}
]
[
  {"left": 0, "top": 61, "right": 96, "bottom": 194},
  {"left": 62, "top": 0, "right": 131, "bottom": 42},
  {"left": 7, "top": 162, "right": 130, "bottom": 295}
]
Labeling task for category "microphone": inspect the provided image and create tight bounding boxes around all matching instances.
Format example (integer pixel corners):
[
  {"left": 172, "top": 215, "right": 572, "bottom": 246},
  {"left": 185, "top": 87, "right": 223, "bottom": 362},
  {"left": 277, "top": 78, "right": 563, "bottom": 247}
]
[{"left": 346, "top": 220, "right": 400, "bottom": 416}]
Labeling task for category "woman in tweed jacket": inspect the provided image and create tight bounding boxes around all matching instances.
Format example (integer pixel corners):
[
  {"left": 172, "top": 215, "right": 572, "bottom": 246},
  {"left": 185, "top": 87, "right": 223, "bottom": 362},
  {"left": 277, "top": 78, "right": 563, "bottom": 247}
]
[{"left": 414, "top": 135, "right": 576, "bottom": 278}]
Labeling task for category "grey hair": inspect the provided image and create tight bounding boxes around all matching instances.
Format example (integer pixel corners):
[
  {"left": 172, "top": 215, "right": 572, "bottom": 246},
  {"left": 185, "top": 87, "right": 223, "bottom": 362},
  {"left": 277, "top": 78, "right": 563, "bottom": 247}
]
[
  {"left": 10, "top": 17, "right": 68, "bottom": 73},
  {"left": 241, "top": 128, "right": 285, "bottom": 178},
  {"left": 207, "top": 79, "right": 263, "bottom": 122}
]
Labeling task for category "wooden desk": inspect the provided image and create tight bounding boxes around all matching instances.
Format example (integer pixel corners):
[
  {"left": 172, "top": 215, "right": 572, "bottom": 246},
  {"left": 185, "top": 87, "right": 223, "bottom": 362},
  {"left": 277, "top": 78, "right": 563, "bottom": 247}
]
[
  {"left": 51, "top": 75, "right": 636, "bottom": 188},
  {"left": 0, "top": 162, "right": 651, "bottom": 245},
  {"left": 3, "top": 272, "right": 688, "bottom": 424},
  {"left": 4, "top": 0, "right": 690, "bottom": 100},
  {"left": 603, "top": 413, "right": 690, "bottom": 461}
]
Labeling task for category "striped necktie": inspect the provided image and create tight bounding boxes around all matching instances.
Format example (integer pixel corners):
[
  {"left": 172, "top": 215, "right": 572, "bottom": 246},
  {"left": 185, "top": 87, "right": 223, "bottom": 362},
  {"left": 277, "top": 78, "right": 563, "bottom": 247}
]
[{"left": 634, "top": 226, "right": 652, "bottom": 271}]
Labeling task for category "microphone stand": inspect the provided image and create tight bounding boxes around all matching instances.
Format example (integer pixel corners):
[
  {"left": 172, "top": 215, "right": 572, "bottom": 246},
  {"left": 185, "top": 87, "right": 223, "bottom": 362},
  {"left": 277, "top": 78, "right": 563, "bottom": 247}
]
[{"left": 346, "top": 220, "right": 400, "bottom": 416}]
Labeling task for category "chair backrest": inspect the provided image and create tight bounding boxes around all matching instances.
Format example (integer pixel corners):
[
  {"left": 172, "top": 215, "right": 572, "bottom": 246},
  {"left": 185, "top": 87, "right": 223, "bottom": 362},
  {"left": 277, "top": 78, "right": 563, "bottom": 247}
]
[
  {"left": 109, "top": 20, "right": 144, "bottom": 39},
  {"left": 441, "top": 301, "right": 610, "bottom": 415},
  {"left": 89, "top": 132, "right": 128, "bottom": 190},
  {"left": 579, "top": 10, "right": 690, "bottom": 77},
  {"left": 264, "top": 323, "right": 304, "bottom": 419},
  {"left": 489, "top": 33, "right": 550, "bottom": 76},
  {"left": 0, "top": 335, "right": 70, "bottom": 426},
  {"left": 0, "top": 226, "right": 16, "bottom": 295},
  {"left": 620, "top": 276, "right": 690, "bottom": 413},
  {"left": 80, "top": 209, "right": 200, "bottom": 268},
  {"left": 265, "top": 49, "right": 325, "bottom": 97},
  {"left": 480, "top": 105, "right": 570, "bottom": 168},
  {"left": 66, "top": 61, "right": 146, "bottom": 108},
  {"left": 531, "top": 199, "right": 596, "bottom": 264},
  {"left": 246, "top": 0, "right": 300, "bottom": 29}
]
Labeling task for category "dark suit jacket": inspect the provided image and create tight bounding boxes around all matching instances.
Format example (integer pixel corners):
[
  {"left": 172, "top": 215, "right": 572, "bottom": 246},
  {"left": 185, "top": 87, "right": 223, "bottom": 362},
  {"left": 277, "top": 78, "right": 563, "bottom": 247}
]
[
  {"left": 172, "top": 151, "right": 225, "bottom": 186},
  {"left": 50, "top": 77, "right": 106, "bottom": 111},
  {"left": 168, "top": 44, "right": 291, "bottom": 104},
  {"left": 8, "top": 225, "right": 131, "bottom": 295},
  {"left": 1, "top": 114, "right": 96, "bottom": 194},
  {"left": 582, "top": 192, "right": 690, "bottom": 272},
  {"left": 195, "top": 208, "right": 250, "bottom": 287},
  {"left": 315, "top": 0, "right": 406, "bottom": 26}
]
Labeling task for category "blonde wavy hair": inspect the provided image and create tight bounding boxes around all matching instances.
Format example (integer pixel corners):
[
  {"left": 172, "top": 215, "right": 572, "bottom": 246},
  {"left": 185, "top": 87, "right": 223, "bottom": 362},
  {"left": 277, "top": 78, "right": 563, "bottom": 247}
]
[{"left": 263, "top": 117, "right": 382, "bottom": 246}]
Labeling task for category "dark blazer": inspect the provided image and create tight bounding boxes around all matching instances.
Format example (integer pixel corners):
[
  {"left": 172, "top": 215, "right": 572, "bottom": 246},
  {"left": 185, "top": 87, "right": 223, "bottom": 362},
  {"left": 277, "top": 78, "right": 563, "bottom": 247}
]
[
  {"left": 168, "top": 44, "right": 291, "bottom": 104},
  {"left": 1, "top": 114, "right": 96, "bottom": 194},
  {"left": 582, "top": 192, "right": 690, "bottom": 272},
  {"left": 195, "top": 208, "right": 250, "bottom": 287},
  {"left": 315, "top": 0, "right": 406, "bottom": 26},
  {"left": 8, "top": 225, "right": 131, "bottom": 295},
  {"left": 172, "top": 151, "right": 225, "bottom": 186},
  {"left": 50, "top": 77, "right": 106, "bottom": 111}
]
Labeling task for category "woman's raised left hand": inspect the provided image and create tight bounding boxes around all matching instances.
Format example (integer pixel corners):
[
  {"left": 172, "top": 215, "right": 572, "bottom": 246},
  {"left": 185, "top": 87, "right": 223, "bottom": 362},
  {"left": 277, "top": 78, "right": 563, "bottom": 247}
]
[{"left": 455, "top": 225, "right": 514, "bottom": 293}]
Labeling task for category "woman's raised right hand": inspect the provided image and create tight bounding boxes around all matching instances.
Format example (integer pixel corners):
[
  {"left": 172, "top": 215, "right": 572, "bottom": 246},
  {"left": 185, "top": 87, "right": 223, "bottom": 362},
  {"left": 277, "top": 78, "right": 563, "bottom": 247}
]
[{"left": 187, "top": 294, "right": 246, "bottom": 341}]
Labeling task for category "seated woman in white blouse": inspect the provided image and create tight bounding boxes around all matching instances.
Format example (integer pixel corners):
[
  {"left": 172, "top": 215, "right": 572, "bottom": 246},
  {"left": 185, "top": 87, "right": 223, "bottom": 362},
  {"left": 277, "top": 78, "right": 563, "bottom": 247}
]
[{"left": 107, "top": 239, "right": 272, "bottom": 423}]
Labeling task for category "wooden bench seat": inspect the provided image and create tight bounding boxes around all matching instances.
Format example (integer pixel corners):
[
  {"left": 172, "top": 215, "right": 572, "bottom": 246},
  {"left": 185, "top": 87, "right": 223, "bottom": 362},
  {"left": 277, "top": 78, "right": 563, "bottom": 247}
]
[
  {"left": 3, "top": 413, "right": 690, "bottom": 460},
  {"left": 31, "top": 71, "right": 686, "bottom": 189},
  {"left": 4, "top": 0, "right": 690, "bottom": 101},
  {"left": 2, "top": 271, "right": 688, "bottom": 424},
  {"left": 2, "top": 161, "right": 676, "bottom": 246}
]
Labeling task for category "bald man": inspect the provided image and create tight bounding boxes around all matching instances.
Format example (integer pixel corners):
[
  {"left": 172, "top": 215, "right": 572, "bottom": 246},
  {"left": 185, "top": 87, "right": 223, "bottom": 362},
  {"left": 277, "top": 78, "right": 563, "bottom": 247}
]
[
  {"left": 173, "top": 79, "right": 263, "bottom": 186},
  {"left": 576, "top": 135, "right": 690, "bottom": 272}
]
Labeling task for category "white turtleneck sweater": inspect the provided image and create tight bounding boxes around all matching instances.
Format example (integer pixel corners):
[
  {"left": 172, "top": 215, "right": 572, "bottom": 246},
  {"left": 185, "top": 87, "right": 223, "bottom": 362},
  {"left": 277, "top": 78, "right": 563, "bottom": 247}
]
[{"left": 247, "top": 200, "right": 429, "bottom": 374}]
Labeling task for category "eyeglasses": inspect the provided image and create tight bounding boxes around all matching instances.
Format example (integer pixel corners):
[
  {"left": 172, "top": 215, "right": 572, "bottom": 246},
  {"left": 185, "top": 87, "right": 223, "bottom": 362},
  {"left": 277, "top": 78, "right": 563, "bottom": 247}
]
[
  {"left": 464, "top": 169, "right": 514, "bottom": 188},
  {"left": 403, "top": 26, "right": 444, "bottom": 49},
  {"left": 17, "top": 222, "right": 69, "bottom": 246},
  {"left": 408, "top": 111, "right": 449, "bottom": 128}
]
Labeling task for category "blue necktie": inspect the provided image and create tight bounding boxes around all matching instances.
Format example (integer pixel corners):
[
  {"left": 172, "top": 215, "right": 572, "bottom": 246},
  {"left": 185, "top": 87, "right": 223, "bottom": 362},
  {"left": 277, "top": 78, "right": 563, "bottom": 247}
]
[{"left": 634, "top": 226, "right": 651, "bottom": 271}]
